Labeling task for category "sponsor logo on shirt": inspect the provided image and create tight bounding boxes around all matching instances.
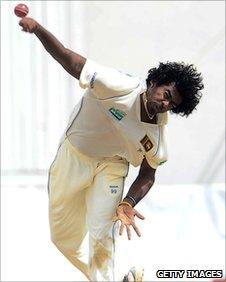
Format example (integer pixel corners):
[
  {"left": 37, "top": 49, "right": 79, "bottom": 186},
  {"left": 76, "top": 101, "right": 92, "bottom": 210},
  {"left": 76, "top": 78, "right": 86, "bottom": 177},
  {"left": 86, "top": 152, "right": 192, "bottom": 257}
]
[
  {"left": 140, "top": 135, "right": 153, "bottom": 152},
  {"left": 109, "top": 107, "right": 126, "bottom": 121}
]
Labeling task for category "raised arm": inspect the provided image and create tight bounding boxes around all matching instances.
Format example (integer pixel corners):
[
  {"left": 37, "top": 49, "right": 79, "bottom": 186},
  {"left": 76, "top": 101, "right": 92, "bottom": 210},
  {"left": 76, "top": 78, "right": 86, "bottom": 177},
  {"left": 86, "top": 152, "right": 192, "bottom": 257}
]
[
  {"left": 113, "top": 158, "right": 156, "bottom": 240},
  {"left": 19, "top": 17, "right": 86, "bottom": 79}
]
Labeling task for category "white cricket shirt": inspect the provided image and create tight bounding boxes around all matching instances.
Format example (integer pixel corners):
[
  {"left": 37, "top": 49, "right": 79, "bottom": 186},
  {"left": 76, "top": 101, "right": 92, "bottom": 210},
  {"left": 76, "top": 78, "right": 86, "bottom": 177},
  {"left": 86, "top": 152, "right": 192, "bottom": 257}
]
[{"left": 63, "top": 59, "right": 168, "bottom": 169}]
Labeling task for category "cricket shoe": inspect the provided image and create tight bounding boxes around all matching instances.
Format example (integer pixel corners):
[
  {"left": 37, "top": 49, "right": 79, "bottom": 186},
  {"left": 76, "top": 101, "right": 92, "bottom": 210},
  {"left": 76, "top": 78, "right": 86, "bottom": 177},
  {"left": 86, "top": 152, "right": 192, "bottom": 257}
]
[{"left": 122, "top": 266, "right": 144, "bottom": 282}]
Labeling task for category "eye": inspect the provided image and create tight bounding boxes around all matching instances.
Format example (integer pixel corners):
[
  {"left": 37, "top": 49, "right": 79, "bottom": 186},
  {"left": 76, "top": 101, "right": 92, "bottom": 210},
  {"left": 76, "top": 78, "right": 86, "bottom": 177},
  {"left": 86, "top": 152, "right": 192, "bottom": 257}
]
[{"left": 164, "top": 91, "right": 170, "bottom": 99}]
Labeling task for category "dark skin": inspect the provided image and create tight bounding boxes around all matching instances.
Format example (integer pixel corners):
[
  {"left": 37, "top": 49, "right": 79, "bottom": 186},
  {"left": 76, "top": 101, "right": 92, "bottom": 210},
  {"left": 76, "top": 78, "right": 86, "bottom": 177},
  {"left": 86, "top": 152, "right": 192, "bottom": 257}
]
[
  {"left": 141, "top": 83, "right": 182, "bottom": 124},
  {"left": 19, "top": 17, "right": 182, "bottom": 240},
  {"left": 146, "top": 82, "right": 182, "bottom": 113}
]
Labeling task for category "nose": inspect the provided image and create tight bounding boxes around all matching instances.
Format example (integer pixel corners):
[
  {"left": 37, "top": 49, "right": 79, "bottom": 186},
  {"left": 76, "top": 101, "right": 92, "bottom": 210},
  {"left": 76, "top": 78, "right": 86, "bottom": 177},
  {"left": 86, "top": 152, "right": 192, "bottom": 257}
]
[{"left": 162, "top": 100, "right": 170, "bottom": 109}]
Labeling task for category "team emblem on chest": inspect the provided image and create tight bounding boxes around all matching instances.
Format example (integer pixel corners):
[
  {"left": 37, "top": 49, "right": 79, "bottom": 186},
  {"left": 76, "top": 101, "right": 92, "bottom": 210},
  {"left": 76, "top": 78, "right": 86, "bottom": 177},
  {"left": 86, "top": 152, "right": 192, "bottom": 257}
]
[
  {"left": 109, "top": 107, "right": 126, "bottom": 121},
  {"left": 140, "top": 135, "right": 153, "bottom": 152}
]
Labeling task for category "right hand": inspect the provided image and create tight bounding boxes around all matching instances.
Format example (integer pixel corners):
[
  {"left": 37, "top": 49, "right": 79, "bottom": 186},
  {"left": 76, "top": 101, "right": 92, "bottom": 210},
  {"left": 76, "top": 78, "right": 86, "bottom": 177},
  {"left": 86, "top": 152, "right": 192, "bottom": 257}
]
[
  {"left": 113, "top": 204, "right": 145, "bottom": 240},
  {"left": 19, "top": 17, "right": 39, "bottom": 33}
]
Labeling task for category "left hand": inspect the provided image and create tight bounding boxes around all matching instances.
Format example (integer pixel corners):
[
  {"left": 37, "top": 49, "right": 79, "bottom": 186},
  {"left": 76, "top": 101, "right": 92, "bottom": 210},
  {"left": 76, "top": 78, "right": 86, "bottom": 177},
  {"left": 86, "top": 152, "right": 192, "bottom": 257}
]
[{"left": 113, "top": 204, "right": 145, "bottom": 240}]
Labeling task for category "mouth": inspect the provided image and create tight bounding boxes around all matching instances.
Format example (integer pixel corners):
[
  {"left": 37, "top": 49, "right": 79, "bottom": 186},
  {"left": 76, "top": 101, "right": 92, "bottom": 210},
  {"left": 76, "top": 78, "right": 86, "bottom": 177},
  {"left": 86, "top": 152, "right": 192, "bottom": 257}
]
[{"left": 152, "top": 102, "right": 163, "bottom": 112}]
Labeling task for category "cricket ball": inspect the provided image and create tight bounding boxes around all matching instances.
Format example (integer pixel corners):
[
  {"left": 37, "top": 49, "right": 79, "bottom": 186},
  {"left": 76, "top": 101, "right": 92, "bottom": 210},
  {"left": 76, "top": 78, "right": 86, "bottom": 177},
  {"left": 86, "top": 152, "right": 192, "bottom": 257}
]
[{"left": 14, "top": 3, "right": 29, "bottom": 18}]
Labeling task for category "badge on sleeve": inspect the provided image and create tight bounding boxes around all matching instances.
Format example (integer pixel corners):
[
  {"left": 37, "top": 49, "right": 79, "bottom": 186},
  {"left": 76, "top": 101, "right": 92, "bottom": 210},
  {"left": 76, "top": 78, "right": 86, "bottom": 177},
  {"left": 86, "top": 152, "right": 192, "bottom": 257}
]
[{"left": 140, "top": 135, "right": 153, "bottom": 152}]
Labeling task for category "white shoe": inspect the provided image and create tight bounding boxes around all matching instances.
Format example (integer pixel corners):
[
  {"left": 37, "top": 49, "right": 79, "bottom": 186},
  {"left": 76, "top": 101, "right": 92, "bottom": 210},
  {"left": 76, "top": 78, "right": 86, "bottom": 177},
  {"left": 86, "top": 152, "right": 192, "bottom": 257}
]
[{"left": 122, "top": 266, "right": 144, "bottom": 282}]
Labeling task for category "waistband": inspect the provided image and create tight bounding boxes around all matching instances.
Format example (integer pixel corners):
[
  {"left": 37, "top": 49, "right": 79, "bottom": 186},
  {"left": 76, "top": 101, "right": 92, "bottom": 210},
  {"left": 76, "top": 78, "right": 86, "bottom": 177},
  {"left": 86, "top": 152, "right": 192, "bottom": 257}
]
[{"left": 63, "top": 138, "right": 128, "bottom": 164}]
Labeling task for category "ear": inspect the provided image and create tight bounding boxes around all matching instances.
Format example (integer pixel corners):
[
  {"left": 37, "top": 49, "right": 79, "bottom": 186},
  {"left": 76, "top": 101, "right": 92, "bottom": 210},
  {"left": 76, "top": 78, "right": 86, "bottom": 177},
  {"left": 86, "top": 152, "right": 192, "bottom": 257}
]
[{"left": 150, "top": 81, "right": 154, "bottom": 88}]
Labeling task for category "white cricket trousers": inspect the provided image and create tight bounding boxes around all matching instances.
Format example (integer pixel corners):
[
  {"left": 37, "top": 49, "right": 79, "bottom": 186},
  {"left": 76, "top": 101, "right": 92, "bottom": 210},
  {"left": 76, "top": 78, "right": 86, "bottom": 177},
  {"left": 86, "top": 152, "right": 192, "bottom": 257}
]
[{"left": 48, "top": 138, "right": 129, "bottom": 281}]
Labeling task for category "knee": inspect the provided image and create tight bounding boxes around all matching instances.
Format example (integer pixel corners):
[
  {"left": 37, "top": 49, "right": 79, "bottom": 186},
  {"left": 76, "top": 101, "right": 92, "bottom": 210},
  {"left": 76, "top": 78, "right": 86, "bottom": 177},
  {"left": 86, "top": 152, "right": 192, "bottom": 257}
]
[
  {"left": 50, "top": 234, "right": 63, "bottom": 251},
  {"left": 50, "top": 233, "right": 82, "bottom": 259},
  {"left": 51, "top": 236, "right": 72, "bottom": 259},
  {"left": 50, "top": 228, "right": 66, "bottom": 252}
]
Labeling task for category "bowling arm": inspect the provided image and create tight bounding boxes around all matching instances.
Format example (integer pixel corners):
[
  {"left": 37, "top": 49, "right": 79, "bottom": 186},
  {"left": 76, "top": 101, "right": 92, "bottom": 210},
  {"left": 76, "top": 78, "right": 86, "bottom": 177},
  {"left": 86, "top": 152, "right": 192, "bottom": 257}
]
[
  {"left": 34, "top": 24, "right": 86, "bottom": 79},
  {"left": 19, "top": 17, "right": 86, "bottom": 79}
]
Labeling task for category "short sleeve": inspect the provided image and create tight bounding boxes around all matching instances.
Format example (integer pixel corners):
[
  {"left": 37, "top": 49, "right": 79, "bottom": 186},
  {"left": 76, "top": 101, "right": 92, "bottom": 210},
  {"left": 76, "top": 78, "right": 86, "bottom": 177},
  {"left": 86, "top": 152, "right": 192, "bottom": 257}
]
[
  {"left": 145, "top": 157, "right": 168, "bottom": 169},
  {"left": 79, "top": 59, "right": 141, "bottom": 99},
  {"left": 145, "top": 125, "right": 168, "bottom": 169},
  {"left": 145, "top": 158, "right": 159, "bottom": 169}
]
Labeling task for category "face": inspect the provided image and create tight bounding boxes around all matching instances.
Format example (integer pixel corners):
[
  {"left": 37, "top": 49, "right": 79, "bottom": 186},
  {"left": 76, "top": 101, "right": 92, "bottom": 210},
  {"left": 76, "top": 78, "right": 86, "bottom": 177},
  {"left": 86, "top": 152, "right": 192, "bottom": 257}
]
[{"left": 146, "top": 82, "right": 182, "bottom": 115}]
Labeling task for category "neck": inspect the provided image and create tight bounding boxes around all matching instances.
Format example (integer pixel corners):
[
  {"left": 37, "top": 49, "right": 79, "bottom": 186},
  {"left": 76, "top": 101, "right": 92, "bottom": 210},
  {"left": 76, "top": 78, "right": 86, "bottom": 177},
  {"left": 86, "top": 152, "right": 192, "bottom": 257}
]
[{"left": 140, "top": 93, "right": 157, "bottom": 124}]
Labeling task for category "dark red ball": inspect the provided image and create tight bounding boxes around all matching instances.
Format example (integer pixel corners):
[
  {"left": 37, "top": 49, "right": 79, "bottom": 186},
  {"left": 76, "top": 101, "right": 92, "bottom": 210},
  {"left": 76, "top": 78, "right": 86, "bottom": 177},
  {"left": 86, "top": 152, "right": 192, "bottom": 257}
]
[{"left": 14, "top": 4, "right": 29, "bottom": 18}]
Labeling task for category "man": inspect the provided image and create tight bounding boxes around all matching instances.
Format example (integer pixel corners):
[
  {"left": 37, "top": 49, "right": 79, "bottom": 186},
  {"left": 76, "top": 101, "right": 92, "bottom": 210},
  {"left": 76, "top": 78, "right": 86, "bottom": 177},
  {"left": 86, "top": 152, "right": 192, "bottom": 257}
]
[{"left": 19, "top": 17, "right": 204, "bottom": 282}]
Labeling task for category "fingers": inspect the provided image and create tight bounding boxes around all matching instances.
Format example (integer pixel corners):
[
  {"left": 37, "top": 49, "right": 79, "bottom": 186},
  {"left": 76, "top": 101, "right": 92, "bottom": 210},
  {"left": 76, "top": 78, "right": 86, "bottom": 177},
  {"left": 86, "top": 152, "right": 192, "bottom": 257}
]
[
  {"left": 19, "top": 18, "right": 27, "bottom": 28},
  {"left": 21, "top": 28, "right": 32, "bottom": 33},
  {"left": 135, "top": 210, "right": 145, "bottom": 220},
  {"left": 112, "top": 216, "right": 126, "bottom": 237},
  {"left": 19, "top": 21, "right": 29, "bottom": 32},
  {"left": 126, "top": 225, "right": 131, "bottom": 240},
  {"left": 21, "top": 27, "right": 29, "bottom": 32},
  {"left": 18, "top": 18, "right": 37, "bottom": 33},
  {"left": 118, "top": 221, "right": 128, "bottom": 240},
  {"left": 132, "top": 223, "right": 141, "bottom": 237},
  {"left": 118, "top": 221, "right": 141, "bottom": 240},
  {"left": 118, "top": 221, "right": 132, "bottom": 240},
  {"left": 19, "top": 17, "right": 33, "bottom": 25},
  {"left": 113, "top": 208, "right": 144, "bottom": 240},
  {"left": 119, "top": 223, "right": 125, "bottom": 236}
]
